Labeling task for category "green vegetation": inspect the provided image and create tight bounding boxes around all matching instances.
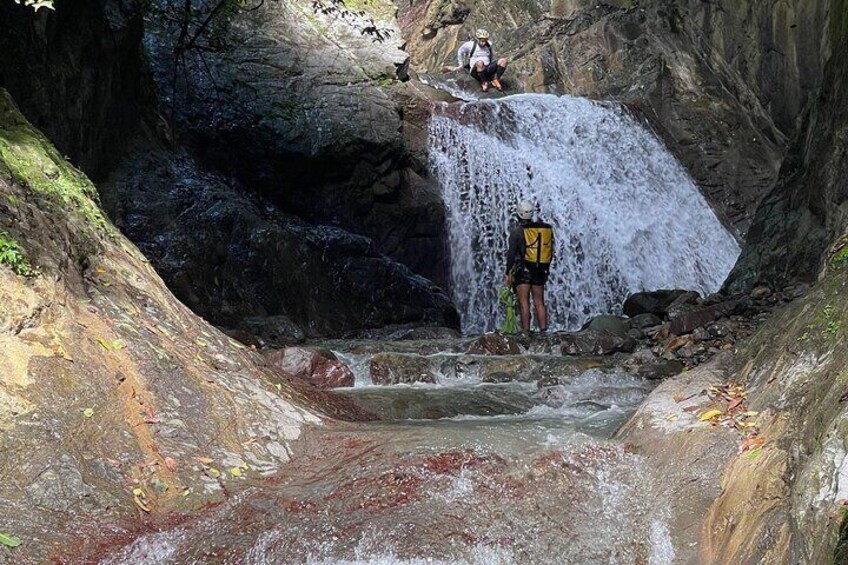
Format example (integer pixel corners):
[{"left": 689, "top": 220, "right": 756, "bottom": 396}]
[
  {"left": 830, "top": 245, "right": 848, "bottom": 271},
  {"left": 0, "top": 232, "right": 36, "bottom": 277},
  {"left": 834, "top": 509, "right": 848, "bottom": 564},
  {"left": 800, "top": 303, "right": 843, "bottom": 342},
  {"left": 0, "top": 90, "right": 113, "bottom": 236}
]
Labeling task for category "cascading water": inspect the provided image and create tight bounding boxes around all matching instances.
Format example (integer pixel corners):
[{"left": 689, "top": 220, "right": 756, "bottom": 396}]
[{"left": 429, "top": 94, "right": 741, "bottom": 334}]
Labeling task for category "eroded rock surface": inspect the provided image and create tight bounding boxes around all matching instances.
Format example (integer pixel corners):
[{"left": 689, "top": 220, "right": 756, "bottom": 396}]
[{"left": 0, "top": 89, "right": 333, "bottom": 561}]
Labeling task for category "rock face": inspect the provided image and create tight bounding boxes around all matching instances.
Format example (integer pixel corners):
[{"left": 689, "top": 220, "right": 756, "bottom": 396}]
[
  {"left": 616, "top": 254, "right": 848, "bottom": 563},
  {"left": 145, "top": 0, "right": 450, "bottom": 287},
  {"left": 0, "top": 88, "right": 333, "bottom": 561},
  {"left": 101, "top": 140, "right": 459, "bottom": 337},
  {"left": 0, "top": 1, "right": 147, "bottom": 179}
]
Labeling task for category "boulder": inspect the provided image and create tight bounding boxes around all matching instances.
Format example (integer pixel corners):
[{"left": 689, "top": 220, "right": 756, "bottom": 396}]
[
  {"left": 627, "top": 313, "right": 663, "bottom": 330},
  {"left": 265, "top": 347, "right": 355, "bottom": 389},
  {"left": 466, "top": 332, "right": 522, "bottom": 355},
  {"left": 583, "top": 314, "right": 629, "bottom": 338},
  {"left": 561, "top": 329, "right": 637, "bottom": 356},
  {"left": 370, "top": 353, "right": 437, "bottom": 385},
  {"left": 241, "top": 315, "right": 305, "bottom": 347},
  {"left": 668, "top": 300, "right": 738, "bottom": 336},
  {"left": 622, "top": 290, "right": 690, "bottom": 318}
]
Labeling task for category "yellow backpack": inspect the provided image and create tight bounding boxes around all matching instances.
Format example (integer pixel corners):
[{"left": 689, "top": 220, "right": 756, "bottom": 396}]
[{"left": 523, "top": 224, "right": 554, "bottom": 265}]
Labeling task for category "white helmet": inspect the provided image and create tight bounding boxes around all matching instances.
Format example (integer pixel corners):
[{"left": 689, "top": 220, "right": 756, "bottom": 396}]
[
  {"left": 475, "top": 28, "right": 490, "bottom": 40},
  {"left": 516, "top": 200, "right": 535, "bottom": 220}
]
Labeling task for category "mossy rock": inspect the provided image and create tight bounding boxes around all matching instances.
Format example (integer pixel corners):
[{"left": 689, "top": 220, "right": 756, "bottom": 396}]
[{"left": 0, "top": 89, "right": 112, "bottom": 236}]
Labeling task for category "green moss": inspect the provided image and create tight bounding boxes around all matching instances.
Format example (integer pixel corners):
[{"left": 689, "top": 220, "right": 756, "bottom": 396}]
[
  {"left": 342, "top": 0, "right": 395, "bottom": 21},
  {"left": 830, "top": 246, "right": 848, "bottom": 271},
  {"left": 0, "top": 232, "right": 36, "bottom": 277},
  {"left": 0, "top": 90, "right": 113, "bottom": 237},
  {"left": 834, "top": 509, "right": 848, "bottom": 564}
]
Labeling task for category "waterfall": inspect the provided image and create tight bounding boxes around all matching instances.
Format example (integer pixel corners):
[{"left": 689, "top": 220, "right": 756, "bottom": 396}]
[{"left": 428, "top": 94, "right": 740, "bottom": 334}]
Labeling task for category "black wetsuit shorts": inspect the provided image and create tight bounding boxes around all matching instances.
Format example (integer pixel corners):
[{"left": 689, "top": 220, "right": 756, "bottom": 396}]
[{"left": 513, "top": 263, "right": 549, "bottom": 287}]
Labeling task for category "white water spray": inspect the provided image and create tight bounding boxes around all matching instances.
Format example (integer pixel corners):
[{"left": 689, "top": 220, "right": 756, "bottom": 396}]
[{"left": 428, "top": 94, "right": 740, "bottom": 334}]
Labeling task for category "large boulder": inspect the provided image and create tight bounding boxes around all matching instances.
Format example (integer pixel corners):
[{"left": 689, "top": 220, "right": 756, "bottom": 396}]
[
  {"left": 265, "top": 347, "right": 355, "bottom": 389},
  {"left": 622, "top": 289, "right": 690, "bottom": 318}
]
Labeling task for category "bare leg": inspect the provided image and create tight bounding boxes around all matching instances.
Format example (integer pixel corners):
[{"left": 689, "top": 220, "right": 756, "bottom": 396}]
[
  {"left": 531, "top": 284, "right": 547, "bottom": 331},
  {"left": 516, "top": 284, "right": 531, "bottom": 332}
]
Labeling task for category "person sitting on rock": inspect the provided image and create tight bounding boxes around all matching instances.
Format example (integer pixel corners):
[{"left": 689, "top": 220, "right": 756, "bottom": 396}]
[
  {"left": 455, "top": 28, "right": 508, "bottom": 92},
  {"left": 504, "top": 200, "right": 554, "bottom": 334}
]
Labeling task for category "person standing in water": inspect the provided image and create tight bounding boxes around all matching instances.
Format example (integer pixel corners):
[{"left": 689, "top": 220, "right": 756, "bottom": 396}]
[{"left": 504, "top": 200, "right": 554, "bottom": 334}]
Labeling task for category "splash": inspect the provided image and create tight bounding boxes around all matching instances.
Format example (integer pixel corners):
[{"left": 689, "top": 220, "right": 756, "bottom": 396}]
[{"left": 428, "top": 94, "right": 740, "bottom": 333}]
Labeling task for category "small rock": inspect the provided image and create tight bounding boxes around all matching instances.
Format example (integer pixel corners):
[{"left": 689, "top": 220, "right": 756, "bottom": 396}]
[
  {"left": 750, "top": 286, "right": 772, "bottom": 300},
  {"left": 466, "top": 332, "right": 521, "bottom": 355}
]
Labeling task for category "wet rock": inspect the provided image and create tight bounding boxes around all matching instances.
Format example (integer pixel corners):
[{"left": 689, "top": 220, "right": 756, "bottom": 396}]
[
  {"left": 241, "top": 315, "right": 306, "bottom": 347},
  {"left": 750, "top": 285, "right": 773, "bottom": 300},
  {"left": 466, "top": 332, "right": 522, "bottom": 355},
  {"left": 668, "top": 300, "right": 738, "bottom": 336},
  {"left": 583, "top": 314, "right": 629, "bottom": 338},
  {"left": 561, "top": 329, "right": 637, "bottom": 356},
  {"left": 370, "top": 353, "right": 437, "bottom": 385},
  {"left": 627, "top": 313, "right": 663, "bottom": 329},
  {"left": 622, "top": 290, "right": 689, "bottom": 318},
  {"left": 265, "top": 347, "right": 355, "bottom": 389},
  {"left": 103, "top": 144, "right": 458, "bottom": 337}
]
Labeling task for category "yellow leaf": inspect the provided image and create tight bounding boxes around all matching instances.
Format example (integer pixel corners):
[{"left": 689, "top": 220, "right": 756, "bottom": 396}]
[
  {"left": 205, "top": 467, "right": 221, "bottom": 479},
  {"left": 743, "top": 411, "right": 759, "bottom": 417},
  {"left": 82, "top": 408, "right": 94, "bottom": 418},
  {"left": 96, "top": 268, "right": 106, "bottom": 275},
  {"left": 198, "top": 456, "right": 213, "bottom": 465},
  {"left": 230, "top": 467, "right": 243, "bottom": 477},
  {"left": 666, "top": 414, "right": 678, "bottom": 421},
  {"left": 196, "top": 339, "right": 208, "bottom": 348},
  {"left": 96, "top": 339, "right": 111, "bottom": 351},
  {"left": 132, "top": 487, "right": 145, "bottom": 497},
  {"left": 699, "top": 409, "right": 723, "bottom": 421}
]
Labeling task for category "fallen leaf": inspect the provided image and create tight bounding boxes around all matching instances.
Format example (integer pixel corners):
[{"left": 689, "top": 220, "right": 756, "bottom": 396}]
[
  {"left": 82, "top": 407, "right": 94, "bottom": 418},
  {"left": 196, "top": 339, "right": 208, "bottom": 348},
  {"left": 112, "top": 339, "right": 126, "bottom": 350},
  {"left": 96, "top": 268, "right": 106, "bottom": 275},
  {"left": 666, "top": 413, "right": 679, "bottom": 421},
  {"left": 132, "top": 487, "right": 151, "bottom": 513},
  {"left": 198, "top": 456, "right": 213, "bottom": 465},
  {"left": 205, "top": 467, "right": 221, "bottom": 479},
  {"left": 746, "top": 447, "right": 764, "bottom": 460},
  {"left": 230, "top": 467, "right": 242, "bottom": 477},
  {"left": 743, "top": 411, "right": 759, "bottom": 417},
  {"left": 0, "top": 533, "right": 22, "bottom": 548},
  {"left": 96, "top": 339, "right": 112, "bottom": 351},
  {"left": 163, "top": 457, "right": 178, "bottom": 472},
  {"left": 728, "top": 397, "right": 744, "bottom": 410},
  {"left": 699, "top": 409, "right": 723, "bottom": 421},
  {"left": 682, "top": 405, "right": 700, "bottom": 413}
]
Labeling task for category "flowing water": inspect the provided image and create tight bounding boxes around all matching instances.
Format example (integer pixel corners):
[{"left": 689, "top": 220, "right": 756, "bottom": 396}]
[
  {"left": 429, "top": 94, "right": 740, "bottom": 334},
  {"left": 97, "top": 337, "right": 674, "bottom": 564}
]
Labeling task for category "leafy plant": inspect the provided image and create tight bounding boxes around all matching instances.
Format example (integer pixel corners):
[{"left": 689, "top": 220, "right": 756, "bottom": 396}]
[
  {"left": 0, "top": 233, "right": 37, "bottom": 277},
  {"left": 13, "top": 0, "right": 53, "bottom": 11}
]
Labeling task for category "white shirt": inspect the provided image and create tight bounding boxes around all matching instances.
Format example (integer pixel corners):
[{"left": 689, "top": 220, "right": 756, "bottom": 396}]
[{"left": 457, "top": 39, "right": 493, "bottom": 70}]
